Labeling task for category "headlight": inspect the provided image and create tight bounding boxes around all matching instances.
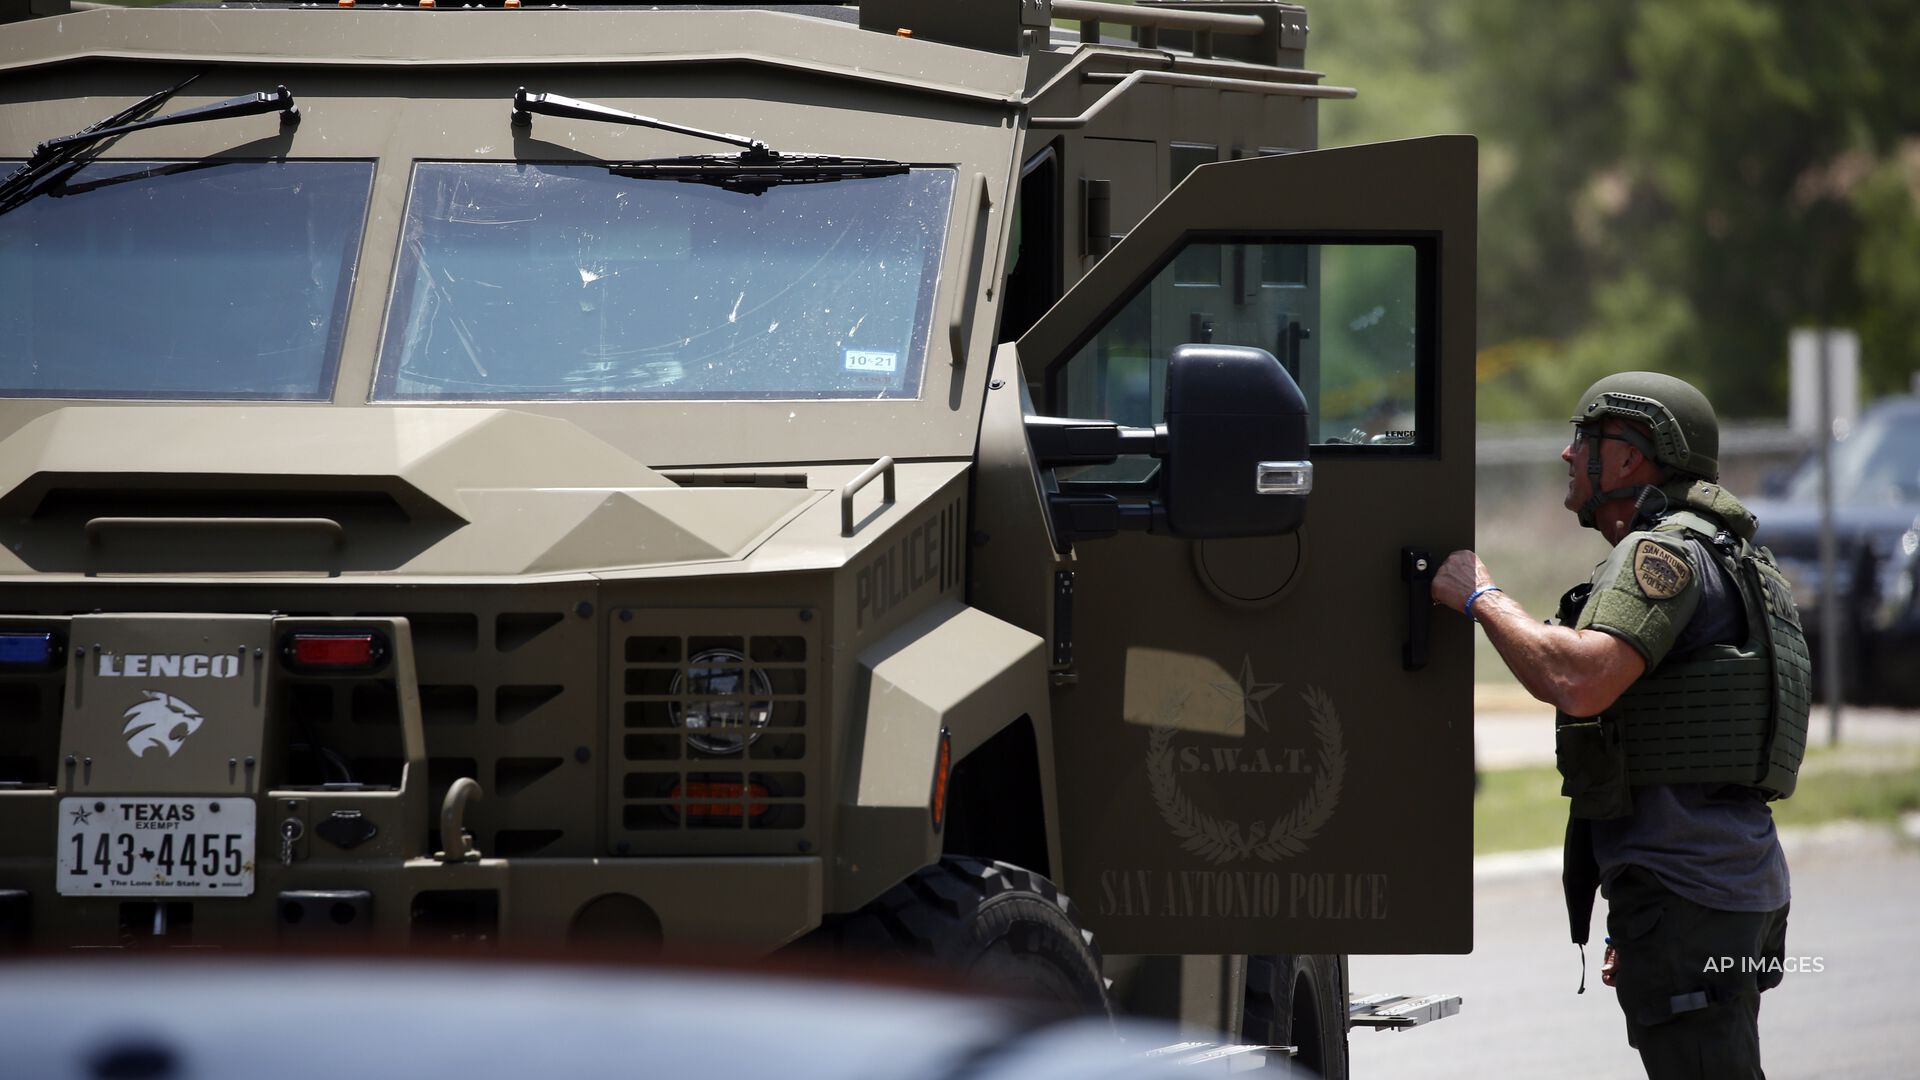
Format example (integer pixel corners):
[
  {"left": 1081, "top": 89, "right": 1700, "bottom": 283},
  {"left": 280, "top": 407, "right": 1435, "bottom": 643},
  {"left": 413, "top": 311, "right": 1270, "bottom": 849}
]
[
  {"left": 1873, "top": 537, "right": 1920, "bottom": 630},
  {"left": 671, "top": 647, "right": 772, "bottom": 755}
]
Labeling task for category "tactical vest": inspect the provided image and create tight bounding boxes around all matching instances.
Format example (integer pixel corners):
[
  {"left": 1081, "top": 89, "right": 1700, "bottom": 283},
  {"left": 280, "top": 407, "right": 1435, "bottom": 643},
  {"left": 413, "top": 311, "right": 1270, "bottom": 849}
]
[{"left": 1554, "top": 490, "right": 1813, "bottom": 820}]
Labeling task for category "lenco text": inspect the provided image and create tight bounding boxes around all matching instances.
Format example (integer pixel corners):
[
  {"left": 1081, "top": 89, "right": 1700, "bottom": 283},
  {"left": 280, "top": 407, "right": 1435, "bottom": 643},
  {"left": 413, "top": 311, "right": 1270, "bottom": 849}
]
[{"left": 97, "top": 653, "right": 241, "bottom": 679}]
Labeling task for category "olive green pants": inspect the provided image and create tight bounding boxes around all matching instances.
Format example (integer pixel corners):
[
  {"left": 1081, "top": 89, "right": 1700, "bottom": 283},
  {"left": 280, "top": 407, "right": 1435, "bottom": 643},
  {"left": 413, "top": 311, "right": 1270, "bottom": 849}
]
[{"left": 1603, "top": 867, "right": 1790, "bottom": 1080}]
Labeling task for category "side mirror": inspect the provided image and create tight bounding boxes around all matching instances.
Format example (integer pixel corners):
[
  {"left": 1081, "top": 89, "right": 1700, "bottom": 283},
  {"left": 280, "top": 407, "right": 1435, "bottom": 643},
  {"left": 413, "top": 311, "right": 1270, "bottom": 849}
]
[
  {"left": 1023, "top": 344, "right": 1310, "bottom": 547},
  {"left": 1160, "top": 344, "right": 1310, "bottom": 538}
]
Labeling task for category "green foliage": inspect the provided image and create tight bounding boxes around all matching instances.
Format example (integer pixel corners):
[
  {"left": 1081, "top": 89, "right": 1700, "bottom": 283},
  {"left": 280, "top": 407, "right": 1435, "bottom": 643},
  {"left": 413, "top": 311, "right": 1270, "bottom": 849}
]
[
  {"left": 1312, "top": 0, "right": 1920, "bottom": 419},
  {"left": 1851, "top": 151, "right": 1920, "bottom": 384},
  {"left": 1313, "top": 0, "right": 1466, "bottom": 150}
]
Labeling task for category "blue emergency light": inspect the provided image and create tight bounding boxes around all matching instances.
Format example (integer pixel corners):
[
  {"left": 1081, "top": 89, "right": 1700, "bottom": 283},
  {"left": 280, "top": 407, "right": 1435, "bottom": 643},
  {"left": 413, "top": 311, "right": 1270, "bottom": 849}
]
[{"left": 0, "top": 633, "right": 53, "bottom": 665}]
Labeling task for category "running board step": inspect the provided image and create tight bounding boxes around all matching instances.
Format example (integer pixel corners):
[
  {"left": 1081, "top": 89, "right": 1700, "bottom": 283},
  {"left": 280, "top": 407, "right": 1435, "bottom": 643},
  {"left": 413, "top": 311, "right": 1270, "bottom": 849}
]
[
  {"left": 1348, "top": 991, "right": 1463, "bottom": 1030},
  {"left": 1143, "top": 1041, "right": 1292, "bottom": 1070}
]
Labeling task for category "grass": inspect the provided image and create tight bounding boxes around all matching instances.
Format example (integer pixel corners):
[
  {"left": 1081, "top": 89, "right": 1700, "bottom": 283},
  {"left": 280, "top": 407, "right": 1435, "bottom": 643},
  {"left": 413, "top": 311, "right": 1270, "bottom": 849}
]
[
  {"left": 1475, "top": 745, "right": 1920, "bottom": 855},
  {"left": 1476, "top": 765, "right": 1573, "bottom": 855},
  {"left": 1773, "top": 749, "right": 1920, "bottom": 830}
]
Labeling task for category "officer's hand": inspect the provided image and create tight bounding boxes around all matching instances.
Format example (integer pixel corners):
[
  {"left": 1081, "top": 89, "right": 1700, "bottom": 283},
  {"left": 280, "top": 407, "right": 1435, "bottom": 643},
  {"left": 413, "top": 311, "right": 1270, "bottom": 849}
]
[{"left": 1432, "top": 550, "right": 1492, "bottom": 613}]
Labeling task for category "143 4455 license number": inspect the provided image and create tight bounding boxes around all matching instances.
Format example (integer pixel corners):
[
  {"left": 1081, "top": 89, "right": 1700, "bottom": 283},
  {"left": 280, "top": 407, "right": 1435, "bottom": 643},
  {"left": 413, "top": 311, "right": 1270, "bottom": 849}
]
[{"left": 57, "top": 797, "right": 256, "bottom": 897}]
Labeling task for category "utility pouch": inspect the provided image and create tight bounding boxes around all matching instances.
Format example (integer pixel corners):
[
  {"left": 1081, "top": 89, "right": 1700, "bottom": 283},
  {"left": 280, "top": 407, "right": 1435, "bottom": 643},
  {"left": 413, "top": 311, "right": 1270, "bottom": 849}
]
[
  {"left": 1554, "top": 582, "right": 1593, "bottom": 627},
  {"left": 1555, "top": 716, "right": 1633, "bottom": 820}
]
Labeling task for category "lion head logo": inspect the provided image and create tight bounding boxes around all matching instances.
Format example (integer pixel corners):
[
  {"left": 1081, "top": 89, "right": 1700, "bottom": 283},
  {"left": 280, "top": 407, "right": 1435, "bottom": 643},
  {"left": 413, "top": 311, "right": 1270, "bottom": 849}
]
[{"left": 122, "top": 691, "right": 206, "bottom": 758}]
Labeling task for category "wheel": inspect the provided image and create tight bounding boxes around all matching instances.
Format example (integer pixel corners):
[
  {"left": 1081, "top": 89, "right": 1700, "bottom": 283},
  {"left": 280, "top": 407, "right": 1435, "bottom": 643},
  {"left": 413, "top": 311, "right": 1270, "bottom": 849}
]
[
  {"left": 1243, "top": 954, "right": 1349, "bottom": 1078},
  {"left": 819, "top": 857, "right": 1109, "bottom": 1014}
]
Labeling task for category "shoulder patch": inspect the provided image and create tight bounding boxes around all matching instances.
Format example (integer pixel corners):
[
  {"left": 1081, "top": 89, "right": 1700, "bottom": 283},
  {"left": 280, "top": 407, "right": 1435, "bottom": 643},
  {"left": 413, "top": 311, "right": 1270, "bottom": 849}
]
[{"left": 1632, "top": 539, "right": 1692, "bottom": 600}]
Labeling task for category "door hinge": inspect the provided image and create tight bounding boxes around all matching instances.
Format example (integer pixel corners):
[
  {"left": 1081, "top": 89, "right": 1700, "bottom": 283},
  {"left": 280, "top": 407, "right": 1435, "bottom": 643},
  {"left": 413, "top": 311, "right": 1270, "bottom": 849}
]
[{"left": 1052, "top": 569, "right": 1075, "bottom": 668}]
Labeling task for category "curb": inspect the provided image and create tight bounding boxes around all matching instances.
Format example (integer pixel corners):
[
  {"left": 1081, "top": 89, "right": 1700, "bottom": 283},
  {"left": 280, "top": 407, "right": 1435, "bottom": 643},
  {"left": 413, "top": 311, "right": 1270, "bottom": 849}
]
[
  {"left": 1473, "top": 818, "right": 1912, "bottom": 882},
  {"left": 1473, "top": 847, "right": 1562, "bottom": 883},
  {"left": 1902, "top": 811, "right": 1920, "bottom": 843}
]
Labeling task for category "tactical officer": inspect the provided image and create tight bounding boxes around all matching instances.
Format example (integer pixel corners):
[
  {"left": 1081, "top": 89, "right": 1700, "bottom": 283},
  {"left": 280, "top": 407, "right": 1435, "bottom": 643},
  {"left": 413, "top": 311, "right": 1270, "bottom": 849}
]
[{"left": 1433, "top": 372, "right": 1809, "bottom": 1080}]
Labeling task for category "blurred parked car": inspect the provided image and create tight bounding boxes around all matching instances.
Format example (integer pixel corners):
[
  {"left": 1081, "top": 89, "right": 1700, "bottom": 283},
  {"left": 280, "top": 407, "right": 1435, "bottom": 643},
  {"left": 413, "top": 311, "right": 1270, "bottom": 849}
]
[
  {"left": 0, "top": 957, "right": 1204, "bottom": 1080},
  {"left": 1748, "top": 395, "right": 1920, "bottom": 705}
]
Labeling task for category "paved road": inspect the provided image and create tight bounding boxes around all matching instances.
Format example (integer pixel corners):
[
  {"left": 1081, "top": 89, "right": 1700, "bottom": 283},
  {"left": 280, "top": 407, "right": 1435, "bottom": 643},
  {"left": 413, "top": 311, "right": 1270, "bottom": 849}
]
[{"left": 1349, "top": 832, "right": 1920, "bottom": 1079}]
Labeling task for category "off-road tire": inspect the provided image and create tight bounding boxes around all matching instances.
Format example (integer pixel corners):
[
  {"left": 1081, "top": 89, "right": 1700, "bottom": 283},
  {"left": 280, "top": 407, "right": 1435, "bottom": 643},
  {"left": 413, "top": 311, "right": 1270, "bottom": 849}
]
[
  {"left": 823, "top": 857, "right": 1109, "bottom": 1014},
  {"left": 1243, "top": 954, "right": 1349, "bottom": 1078}
]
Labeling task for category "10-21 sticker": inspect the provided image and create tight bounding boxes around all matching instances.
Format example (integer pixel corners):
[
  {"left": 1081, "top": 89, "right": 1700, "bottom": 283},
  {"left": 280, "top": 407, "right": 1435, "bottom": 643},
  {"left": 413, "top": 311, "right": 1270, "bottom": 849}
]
[{"left": 844, "top": 349, "right": 898, "bottom": 374}]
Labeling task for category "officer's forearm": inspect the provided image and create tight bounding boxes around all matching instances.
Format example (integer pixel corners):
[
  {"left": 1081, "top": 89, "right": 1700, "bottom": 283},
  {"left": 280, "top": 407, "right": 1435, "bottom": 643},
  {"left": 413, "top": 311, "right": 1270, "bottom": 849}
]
[{"left": 1468, "top": 591, "right": 1645, "bottom": 716}]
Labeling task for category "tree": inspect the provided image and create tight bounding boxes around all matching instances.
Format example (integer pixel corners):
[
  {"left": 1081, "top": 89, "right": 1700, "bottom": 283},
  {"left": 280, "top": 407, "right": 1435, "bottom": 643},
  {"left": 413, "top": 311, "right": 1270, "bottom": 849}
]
[{"left": 1312, "top": 0, "right": 1920, "bottom": 417}]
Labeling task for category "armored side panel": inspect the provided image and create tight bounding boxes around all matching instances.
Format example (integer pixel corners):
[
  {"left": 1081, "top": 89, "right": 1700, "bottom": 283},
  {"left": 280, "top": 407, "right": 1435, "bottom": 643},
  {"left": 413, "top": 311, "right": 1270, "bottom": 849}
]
[
  {"left": 1014, "top": 137, "right": 1478, "bottom": 956},
  {"left": 1748, "top": 554, "right": 1813, "bottom": 795}
]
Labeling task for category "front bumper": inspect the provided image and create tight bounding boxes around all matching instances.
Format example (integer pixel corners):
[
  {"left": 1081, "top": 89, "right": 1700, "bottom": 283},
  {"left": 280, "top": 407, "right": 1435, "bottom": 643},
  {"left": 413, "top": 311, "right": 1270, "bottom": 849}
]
[
  {"left": 0, "top": 601, "right": 827, "bottom": 951},
  {"left": 0, "top": 833, "right": 821, "bottom": 951}
]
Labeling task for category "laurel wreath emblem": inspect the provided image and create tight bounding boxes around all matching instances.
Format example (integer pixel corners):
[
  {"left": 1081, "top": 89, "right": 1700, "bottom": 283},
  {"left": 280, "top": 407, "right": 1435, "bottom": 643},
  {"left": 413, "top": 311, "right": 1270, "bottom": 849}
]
[{"left": 1146, "top": 685, "right": 1346, "bottom": 865}]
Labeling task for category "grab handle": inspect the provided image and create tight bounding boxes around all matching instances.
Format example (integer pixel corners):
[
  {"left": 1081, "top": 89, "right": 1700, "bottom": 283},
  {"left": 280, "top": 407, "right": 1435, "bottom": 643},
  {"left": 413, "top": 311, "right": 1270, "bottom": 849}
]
[
  {"left": 839, "top": 457, "right": 897, "bottom": 537},
  {"left": 1402, "top": 547, "right": 1435, "bottom": 671}
]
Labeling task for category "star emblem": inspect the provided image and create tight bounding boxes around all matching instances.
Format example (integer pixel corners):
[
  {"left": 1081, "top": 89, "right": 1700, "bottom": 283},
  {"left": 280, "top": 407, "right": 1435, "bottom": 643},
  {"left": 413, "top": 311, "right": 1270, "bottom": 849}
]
[
  {"left": 68, "top": 807, "right": 91, "bottom": 826},
  {"left": 1209, "top": 655, "right": 1282, "bottom": 732}
]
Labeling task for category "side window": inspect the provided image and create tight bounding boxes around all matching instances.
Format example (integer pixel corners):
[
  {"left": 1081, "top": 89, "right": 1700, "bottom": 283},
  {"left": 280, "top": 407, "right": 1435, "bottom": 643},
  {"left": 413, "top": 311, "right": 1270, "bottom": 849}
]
[
  {"left": 999, "top": 148, "right": 1063, "bottom": 345},
  {"left": 1048, "top": 237, "right": 1431, "bottom": 482},
  {"left": 1253, "top": 149, "right": 1308, "bottom": 288}
]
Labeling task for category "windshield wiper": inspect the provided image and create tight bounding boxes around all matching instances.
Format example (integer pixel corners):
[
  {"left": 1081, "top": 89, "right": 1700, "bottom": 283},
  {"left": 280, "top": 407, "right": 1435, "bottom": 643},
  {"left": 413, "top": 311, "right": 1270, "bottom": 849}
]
[
  {"left": 0, "top": 82, "right": 298, "bottom": 217},
  {"left": 0, "top": 73, "right": 194, "bottom": 214},
  {"left": 607, "top": 153, "right": 909, "bottom": 196},
  {"left": 511, "top": 88, "right": 908, "bottom": 195},
  {"left": 513, "top": 89, "right": 767, "bottom": 154}
]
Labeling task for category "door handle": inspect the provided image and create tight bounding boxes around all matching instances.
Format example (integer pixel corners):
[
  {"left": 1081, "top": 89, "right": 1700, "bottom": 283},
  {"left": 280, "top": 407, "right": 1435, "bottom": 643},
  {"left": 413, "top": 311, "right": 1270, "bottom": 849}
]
[
  {"left": 1402, "top": 547, "right": 1435, "bottom": 671},
  {"left": 1280, "top": 317, "right": 1309, "bottom": 382}
]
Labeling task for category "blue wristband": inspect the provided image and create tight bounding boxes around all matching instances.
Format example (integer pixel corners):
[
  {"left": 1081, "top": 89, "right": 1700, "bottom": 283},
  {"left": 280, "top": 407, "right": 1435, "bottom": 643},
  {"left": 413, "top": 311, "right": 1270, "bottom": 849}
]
[{"left": 1465, "top": 584, "right": 1503, "bottom": 622}]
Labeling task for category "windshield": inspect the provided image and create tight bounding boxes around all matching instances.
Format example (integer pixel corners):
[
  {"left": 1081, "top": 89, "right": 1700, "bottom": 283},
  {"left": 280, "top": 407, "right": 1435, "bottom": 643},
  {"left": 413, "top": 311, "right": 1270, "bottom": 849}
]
[
  {"left": 374, "top": 163, "right": 954, "bottom": 401},
  {"left": 1786, "top": 409, "right": 1920, "bottom": 505},
  {"left": 0, "top": 160, "right": 373, "bottom": 399}
]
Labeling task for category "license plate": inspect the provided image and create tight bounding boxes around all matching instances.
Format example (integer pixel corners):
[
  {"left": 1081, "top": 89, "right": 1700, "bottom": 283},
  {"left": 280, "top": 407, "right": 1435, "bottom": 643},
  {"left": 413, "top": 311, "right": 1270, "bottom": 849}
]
[{"left": 57, "top": 797, "right": 256, "bottom": 897}]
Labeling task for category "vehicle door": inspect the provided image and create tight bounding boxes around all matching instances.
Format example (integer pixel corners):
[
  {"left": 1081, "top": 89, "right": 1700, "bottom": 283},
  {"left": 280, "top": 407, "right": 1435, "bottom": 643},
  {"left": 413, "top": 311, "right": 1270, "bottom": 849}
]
[{"left": 1017, "top": 136, "right": 1476, "bottom": 955}]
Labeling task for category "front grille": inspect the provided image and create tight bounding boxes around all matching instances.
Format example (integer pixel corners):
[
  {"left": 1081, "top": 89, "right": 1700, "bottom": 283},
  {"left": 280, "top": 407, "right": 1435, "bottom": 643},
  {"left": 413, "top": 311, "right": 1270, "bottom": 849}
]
[
  {"left": 609, "top": 611, "right": 816, "bottom": 856},
  {"left": 382, "top": 602, "right": 596, "bottom": 858}
]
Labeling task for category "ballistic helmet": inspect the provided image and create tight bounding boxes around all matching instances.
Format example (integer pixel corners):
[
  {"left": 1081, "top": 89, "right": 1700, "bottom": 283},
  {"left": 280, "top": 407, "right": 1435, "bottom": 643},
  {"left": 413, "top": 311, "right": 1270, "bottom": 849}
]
[{"left": 1571, "top": 371, "right": 1719, "bottom": 482}]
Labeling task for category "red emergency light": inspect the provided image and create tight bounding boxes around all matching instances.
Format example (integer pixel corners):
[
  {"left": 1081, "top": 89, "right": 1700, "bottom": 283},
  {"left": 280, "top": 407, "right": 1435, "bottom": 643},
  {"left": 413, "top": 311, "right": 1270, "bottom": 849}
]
[
  {"left": 672, "top": 780, "right": 771, "bottom": 820},
  {"left": 286, "top": 633, "right": 383, "bottom": 670}
]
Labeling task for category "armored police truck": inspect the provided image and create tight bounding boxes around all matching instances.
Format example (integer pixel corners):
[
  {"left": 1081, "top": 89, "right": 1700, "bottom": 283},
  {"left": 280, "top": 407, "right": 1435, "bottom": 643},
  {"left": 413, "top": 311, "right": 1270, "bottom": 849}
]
[{"left": 0, "top": 0, "right": 1474, "bottom": 1070}]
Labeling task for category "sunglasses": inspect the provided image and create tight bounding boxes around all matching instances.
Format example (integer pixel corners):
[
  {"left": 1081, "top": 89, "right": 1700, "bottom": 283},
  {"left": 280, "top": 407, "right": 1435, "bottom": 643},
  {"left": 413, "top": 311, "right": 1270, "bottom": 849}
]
[{"left": 1570, "top": 426, "right": 1635, "bottom": 451}]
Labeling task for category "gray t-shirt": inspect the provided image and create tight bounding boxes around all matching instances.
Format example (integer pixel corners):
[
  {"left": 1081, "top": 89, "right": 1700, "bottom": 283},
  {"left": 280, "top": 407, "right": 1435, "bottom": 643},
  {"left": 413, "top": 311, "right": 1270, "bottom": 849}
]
[{"left": 1590, "top": 536, "right": 1792, "bottom": 912}]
